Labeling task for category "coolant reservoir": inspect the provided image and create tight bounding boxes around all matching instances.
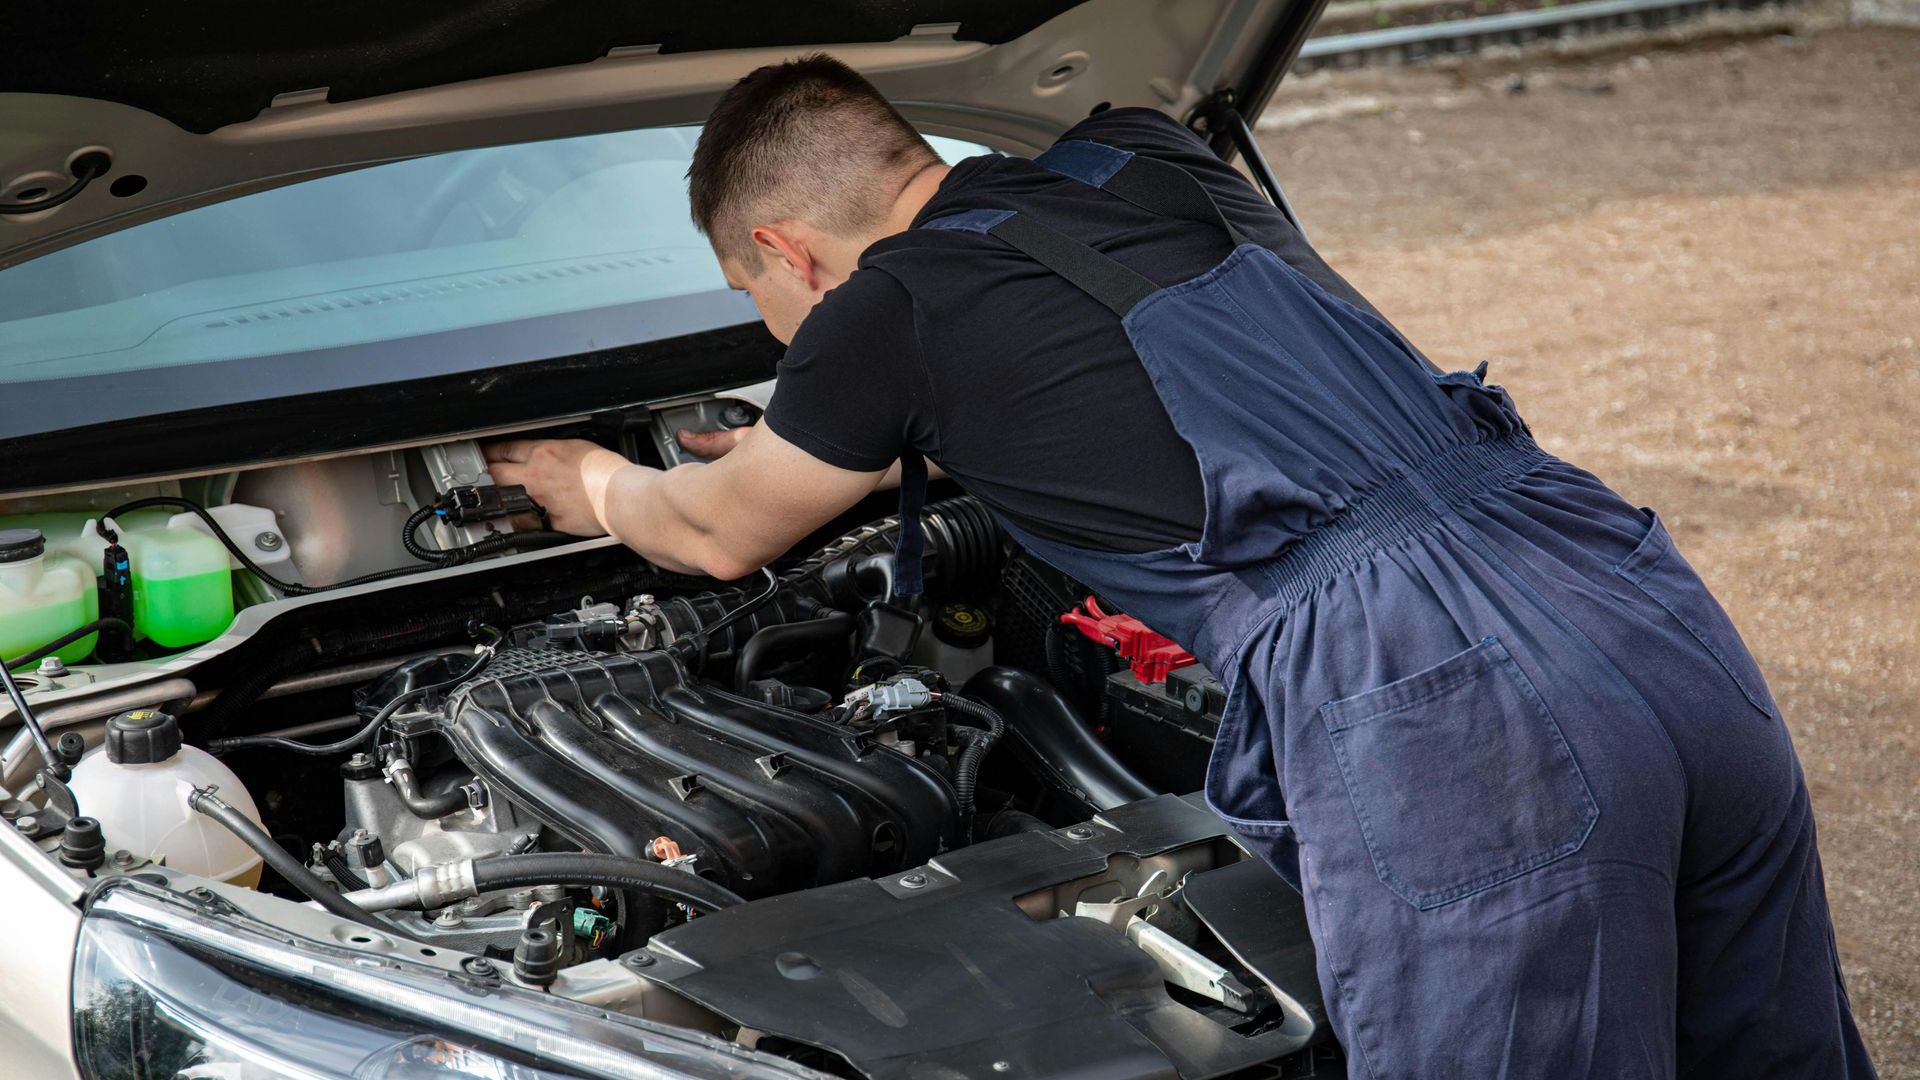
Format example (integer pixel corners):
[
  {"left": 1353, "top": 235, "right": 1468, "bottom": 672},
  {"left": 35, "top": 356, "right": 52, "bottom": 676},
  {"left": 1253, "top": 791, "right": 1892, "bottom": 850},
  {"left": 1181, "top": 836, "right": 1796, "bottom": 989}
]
[
  {"left": 0, "top": 528, "right": 100, "bottom": 664},
  {"left": 68, "top": 710, "right": 264, "bottom": 886}
]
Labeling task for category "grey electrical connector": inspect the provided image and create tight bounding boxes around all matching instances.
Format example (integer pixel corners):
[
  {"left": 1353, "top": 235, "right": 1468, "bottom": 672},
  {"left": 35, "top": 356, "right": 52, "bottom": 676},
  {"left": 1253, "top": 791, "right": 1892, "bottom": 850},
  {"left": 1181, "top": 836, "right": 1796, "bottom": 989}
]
[{"left": 843, "top": 677, "right": 933, "bottom": 718}]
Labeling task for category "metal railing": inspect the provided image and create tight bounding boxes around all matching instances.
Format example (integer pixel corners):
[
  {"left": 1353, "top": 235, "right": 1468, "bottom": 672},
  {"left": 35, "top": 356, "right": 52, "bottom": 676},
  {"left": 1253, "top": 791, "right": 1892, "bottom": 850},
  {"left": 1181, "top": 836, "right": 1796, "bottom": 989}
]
[{"left": 1298, "top": 0, "right": 1786, "bottom": 68}]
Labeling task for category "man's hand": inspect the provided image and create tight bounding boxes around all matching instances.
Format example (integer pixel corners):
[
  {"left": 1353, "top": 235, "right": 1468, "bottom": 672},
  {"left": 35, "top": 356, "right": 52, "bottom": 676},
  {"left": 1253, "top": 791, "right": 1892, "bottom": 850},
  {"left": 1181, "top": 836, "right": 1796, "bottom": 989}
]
[
  {"left": 483, "top": 439, "right": 629, "bottom": 536},
  {"left": 483, "top": 425, "right": 888, "bottom": 579}
]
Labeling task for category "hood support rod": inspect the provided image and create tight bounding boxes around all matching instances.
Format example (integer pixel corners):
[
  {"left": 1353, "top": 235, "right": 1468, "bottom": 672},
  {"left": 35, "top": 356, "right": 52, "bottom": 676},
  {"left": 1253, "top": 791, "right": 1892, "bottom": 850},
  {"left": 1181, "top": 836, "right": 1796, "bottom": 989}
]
[{"left": 1197, "top": 91, "right": 1308, "bottom": 242}]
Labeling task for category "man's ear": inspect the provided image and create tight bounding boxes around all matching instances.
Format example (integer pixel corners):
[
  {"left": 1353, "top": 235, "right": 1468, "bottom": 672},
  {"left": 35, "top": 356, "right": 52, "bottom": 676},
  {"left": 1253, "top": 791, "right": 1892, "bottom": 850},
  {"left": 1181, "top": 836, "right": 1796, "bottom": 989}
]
[{"left": 751, "top": 225, "right": 818, "bottom": 292}]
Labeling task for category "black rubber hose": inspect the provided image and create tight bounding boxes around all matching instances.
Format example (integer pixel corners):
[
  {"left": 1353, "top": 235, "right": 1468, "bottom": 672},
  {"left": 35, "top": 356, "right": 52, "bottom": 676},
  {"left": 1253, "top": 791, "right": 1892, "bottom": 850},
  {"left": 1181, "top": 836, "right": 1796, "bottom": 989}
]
[
  {"left": 469, "top": 853, "right": 744, "bottom": 913},
  {"left": 195, "top": 608, "right": 492, "bottom": 742},
  {"left": 983, "top": 808, "right": 1054, "bottom": 839},
  {"left": 0, "top": 151, "right": 108, "bottom": 215},
  {"left": 918, "top": 496, "right": 1004, "bottom": 597},
  {"left": 187, "top": 786, "right": 422, "bottom": 942},
  {"left": 960, "top": 666, "right": 1158, "bottom": 813},
  {"left": 782, "top": 495, "right": 1004, "bottom": 605},
  {"left": 209, "top": 641, "right": 495, "bottom": 756},
  {"left": 193, "top": 637, "right": 322, "bottom": 742},
  {"left": 636, "top": 497, "right": 1000, "bottom": 671},
  {"left": 665, "top": 568, "right": 789, "bottom": 671},
  {"left": 389, "top": 762, "right": 470, "bottom": 818},
  {"left": 941, "top": 693, "right": 1007, "bottom": 843},
  {"left": 3, "top": 617, "right": 133, "bottom": 672},
  {"left": 735, "top": 612, "right": 856, "bottom": 691},
  {"left": 678, "top": 567, "right": 778, "bottom": 648}
]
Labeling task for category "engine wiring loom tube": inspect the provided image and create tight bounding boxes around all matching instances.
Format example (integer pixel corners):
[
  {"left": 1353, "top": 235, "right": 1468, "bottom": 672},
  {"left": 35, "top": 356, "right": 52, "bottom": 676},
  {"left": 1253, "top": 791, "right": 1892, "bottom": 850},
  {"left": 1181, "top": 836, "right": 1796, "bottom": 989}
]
[{"left": 939, "top": 692, "right": 1008, "bottom": 843}]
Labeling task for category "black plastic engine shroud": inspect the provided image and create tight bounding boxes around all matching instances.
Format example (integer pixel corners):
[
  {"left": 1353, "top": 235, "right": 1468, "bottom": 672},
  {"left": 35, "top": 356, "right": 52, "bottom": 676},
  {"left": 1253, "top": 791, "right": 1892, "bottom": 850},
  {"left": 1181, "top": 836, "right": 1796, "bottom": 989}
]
[
  {"left": 437, "top": 648, "right": 957, "bottom": 896},
  {"left": 640, "top": 794, "right": 1329, "bottom": 1080}
]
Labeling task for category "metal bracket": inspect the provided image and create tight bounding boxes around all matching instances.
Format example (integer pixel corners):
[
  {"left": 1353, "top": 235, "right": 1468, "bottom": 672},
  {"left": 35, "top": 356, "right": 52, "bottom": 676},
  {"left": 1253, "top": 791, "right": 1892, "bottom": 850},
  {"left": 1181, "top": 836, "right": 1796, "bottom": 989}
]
[
  {"left": 1071, "top": 868, "right": 1175, "bottom": 929},
  {"left": 1127, "top": 917, "right": 1265, "bottom": 1014},
  {"left": 1072, "top": 868, "right": 1265, "bottom": 1014}
]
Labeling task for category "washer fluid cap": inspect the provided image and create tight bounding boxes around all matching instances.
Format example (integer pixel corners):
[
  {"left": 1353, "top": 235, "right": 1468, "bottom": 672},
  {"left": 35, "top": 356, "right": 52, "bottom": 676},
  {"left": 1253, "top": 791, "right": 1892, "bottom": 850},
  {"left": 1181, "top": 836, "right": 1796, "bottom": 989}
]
[{"left": 0, "top": 528, "right": 45, "bottom": 563}]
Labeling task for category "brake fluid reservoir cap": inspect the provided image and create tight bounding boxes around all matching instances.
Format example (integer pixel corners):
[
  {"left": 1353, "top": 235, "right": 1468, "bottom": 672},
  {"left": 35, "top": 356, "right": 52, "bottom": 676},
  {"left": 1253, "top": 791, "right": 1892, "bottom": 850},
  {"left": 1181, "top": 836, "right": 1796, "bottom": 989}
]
[
  {"left": 0, "top": 528, "right": 45, "bottom": 563},
  {"left": 933, "top": 602, "right": 992, "bottom": 649},
  {"left": 105, "top": 709, "right": 182, "bottom": 765}
]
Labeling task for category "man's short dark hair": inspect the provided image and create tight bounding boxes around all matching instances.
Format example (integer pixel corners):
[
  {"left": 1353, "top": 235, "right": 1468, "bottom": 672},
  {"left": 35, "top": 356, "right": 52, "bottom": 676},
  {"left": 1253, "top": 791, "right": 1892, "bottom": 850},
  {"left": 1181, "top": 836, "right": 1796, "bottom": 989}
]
[{"left": 689, "top": 54, "right": 938, "bottom": 269}]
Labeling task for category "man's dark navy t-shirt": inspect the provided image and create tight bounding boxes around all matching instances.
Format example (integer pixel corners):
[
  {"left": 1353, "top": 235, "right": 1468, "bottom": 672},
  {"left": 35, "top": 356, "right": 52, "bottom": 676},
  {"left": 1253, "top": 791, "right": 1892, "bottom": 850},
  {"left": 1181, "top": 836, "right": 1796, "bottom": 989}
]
[{"left": 763, "top": 107, "right": 1395, "bottom": 553}]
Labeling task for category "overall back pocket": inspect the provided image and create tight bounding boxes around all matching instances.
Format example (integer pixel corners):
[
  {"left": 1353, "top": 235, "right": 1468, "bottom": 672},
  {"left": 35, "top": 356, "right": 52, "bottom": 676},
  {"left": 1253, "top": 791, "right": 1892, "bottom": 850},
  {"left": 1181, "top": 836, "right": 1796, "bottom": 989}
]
[{"left": 1319, "top": 636, "right": 1598, "bottom": 910}]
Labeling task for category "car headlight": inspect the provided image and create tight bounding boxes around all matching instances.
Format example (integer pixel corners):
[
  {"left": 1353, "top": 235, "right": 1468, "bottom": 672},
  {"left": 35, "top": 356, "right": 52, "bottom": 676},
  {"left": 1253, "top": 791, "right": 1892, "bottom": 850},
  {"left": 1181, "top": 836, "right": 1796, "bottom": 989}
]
[{"left": 73, "top": 879, "right": 811, "bottom": 1080}]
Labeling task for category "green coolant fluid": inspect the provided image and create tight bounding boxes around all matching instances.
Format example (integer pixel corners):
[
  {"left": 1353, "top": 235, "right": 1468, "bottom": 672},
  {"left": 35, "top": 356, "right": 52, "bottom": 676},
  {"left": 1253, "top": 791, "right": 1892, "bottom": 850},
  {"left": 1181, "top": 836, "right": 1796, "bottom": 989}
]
[
  {"left": 133, "top": 566, "right": 235, "bottom": 648},
  {"left": 0, "top": 528, "right": 100, "bottom": 664},
  {"left": 0, "top": 511, "right": 235, "bottom": 657},
  {"left": 116, "top": 516, "right": 235, "bottom": 648}
]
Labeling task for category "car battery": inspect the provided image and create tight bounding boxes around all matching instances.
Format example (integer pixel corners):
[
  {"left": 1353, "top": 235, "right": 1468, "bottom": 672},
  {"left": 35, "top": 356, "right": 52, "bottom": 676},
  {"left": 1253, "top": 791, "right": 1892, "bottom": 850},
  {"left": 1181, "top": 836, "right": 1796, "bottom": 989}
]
[{"left": 1102, "top": 663, "right": 1226, "bottom": 795}]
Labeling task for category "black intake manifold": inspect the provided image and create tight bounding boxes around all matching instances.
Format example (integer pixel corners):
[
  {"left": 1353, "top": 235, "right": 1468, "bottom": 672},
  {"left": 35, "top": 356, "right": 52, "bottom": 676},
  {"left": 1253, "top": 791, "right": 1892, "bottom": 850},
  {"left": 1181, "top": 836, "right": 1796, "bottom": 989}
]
[{"left": 436, "top": 647, "right": 956, "bottom": 897}]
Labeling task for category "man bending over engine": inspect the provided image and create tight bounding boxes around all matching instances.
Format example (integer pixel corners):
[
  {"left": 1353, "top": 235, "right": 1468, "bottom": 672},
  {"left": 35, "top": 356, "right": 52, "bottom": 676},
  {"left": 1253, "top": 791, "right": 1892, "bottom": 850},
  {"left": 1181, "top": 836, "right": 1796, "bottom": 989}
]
[{"left": 486, "top": 55, "right": 1872, "bottom": 1078}]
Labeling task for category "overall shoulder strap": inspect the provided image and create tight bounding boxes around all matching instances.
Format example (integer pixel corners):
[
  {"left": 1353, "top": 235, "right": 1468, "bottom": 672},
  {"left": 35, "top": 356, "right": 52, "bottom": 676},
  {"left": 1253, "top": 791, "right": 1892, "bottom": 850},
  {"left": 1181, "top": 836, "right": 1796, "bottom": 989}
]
[
  {"left": 1039, "top": 135, "right": 1447, "bottom": 378},
  {"left": 921, "top": 209, "right": 1156, "bottom": 318},
  {"left": 914, "top": 134, "right": 1255, "bottom": 316},
  {"left": 1036, "top": 139, "right": 1250, "bottom": 247},
  {"left": 890, "top": 447, "right": 928, "bottom": 601}
]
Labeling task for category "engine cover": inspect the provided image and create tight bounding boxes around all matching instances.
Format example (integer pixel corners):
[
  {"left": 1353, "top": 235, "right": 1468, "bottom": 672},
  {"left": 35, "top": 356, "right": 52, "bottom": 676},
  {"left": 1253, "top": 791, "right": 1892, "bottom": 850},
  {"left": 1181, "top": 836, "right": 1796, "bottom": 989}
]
[
  {"left": 437, "top": 648, "right": 957, "bottom": 896},
  {"left": 639, "top": 796, "right": 1328, "bottom": 1080}
]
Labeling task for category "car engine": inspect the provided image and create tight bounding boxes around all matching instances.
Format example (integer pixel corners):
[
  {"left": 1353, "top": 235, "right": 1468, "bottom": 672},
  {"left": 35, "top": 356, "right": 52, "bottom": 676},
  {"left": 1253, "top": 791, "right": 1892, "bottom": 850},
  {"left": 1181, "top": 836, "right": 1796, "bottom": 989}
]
[
  {"left": 317, "top": 497, "right": 1010, "bottom": 920},
  {"left": 8, "top": 460, "right": 1336, "bottom": 1078}
]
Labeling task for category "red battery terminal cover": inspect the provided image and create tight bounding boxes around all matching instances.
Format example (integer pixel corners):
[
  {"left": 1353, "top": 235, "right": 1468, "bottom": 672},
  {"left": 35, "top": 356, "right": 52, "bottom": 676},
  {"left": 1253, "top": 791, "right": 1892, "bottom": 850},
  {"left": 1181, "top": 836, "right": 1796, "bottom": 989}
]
[{"left": 1059, "top": 596, "right": 1196, "bottom": 683}]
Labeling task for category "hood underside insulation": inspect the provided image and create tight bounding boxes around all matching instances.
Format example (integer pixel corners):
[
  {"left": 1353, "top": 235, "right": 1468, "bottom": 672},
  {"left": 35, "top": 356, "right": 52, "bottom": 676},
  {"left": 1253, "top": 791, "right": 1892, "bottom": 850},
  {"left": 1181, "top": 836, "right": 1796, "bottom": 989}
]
[{"left": 0, "top": 1, "right": 1085, "bottom": 133}]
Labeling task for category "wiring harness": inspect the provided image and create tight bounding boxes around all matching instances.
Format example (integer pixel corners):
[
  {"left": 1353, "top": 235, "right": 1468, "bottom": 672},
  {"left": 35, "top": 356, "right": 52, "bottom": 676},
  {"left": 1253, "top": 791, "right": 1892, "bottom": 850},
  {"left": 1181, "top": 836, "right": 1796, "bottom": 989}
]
[{"left": 403, "top": 484, "right": 563, "bottom": 566}]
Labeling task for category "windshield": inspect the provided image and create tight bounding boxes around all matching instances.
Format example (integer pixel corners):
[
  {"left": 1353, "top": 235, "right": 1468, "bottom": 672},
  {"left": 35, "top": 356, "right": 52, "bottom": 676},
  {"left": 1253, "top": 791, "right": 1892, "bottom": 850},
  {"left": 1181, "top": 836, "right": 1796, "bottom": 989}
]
[{"left": 0, "top": 128, "right": 987, "bottom": 438}]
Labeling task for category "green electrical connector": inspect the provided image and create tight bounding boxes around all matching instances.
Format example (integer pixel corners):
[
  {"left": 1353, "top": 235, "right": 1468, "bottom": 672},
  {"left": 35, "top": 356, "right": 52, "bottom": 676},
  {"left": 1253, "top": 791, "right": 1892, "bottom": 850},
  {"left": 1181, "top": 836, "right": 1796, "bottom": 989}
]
[{"left": 573, "top": 906, "right": 614, "bottom": 949}]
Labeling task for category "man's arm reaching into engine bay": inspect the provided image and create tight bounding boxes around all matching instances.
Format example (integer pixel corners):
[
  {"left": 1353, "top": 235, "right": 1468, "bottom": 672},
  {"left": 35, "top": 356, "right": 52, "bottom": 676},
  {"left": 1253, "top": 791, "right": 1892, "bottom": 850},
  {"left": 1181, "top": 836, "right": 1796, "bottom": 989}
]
[
  {"left": 676, "top": 426, "right": 940, "bottom": 490},
  {"left": 483, "top": 424, "right": 940, "bottom": 580}
]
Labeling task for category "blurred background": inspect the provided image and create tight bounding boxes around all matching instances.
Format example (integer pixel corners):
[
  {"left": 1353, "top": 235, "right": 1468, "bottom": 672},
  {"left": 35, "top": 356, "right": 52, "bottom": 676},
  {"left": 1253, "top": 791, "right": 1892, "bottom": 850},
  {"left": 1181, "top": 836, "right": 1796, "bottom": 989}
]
[{"left": 1266, "top": 0, "right": 1915, "bottom": 1068}]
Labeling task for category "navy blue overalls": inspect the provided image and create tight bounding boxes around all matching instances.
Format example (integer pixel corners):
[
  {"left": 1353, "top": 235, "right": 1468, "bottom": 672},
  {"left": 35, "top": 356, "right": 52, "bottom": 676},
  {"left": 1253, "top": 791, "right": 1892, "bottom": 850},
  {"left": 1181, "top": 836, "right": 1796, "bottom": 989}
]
[{"left": 894, "top": 137, "right": 1874, "bottom": 1077}]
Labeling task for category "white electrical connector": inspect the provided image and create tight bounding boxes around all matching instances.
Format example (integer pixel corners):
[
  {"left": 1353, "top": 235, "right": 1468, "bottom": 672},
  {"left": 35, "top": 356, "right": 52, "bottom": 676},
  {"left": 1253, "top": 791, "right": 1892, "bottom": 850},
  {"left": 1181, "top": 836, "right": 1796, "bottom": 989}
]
[{"left": 842, "top": 677, "right": 934, "bottom": 719}]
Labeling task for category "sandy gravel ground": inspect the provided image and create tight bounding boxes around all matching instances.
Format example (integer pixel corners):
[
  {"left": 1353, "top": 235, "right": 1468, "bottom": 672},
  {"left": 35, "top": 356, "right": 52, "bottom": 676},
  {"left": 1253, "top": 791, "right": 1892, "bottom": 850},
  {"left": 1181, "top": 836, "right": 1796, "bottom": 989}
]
[{"left": 1258, "top": 26, "right": 1920, "bottom": 1071}]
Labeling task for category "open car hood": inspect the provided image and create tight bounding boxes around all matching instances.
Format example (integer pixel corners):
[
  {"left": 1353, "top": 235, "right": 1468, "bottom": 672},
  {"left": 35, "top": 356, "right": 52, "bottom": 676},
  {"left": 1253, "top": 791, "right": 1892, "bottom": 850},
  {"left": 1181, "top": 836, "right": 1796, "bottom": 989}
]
[{"left": 0, "top": 0, "right": 1322, "bottom": 271}]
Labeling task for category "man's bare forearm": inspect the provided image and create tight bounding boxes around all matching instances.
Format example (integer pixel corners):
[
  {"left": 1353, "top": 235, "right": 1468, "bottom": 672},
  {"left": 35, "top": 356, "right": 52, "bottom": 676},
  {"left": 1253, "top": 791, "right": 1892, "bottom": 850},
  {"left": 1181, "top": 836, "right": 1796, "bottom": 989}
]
[
  {"left": 681, "top": 424, "right": 941, "bottom": 491},
  {"left": 588, "top": 457, "right": 754, "bottom": 578},
  {"left": 580, "top": 424, "right": 890, "bottom": 581}
]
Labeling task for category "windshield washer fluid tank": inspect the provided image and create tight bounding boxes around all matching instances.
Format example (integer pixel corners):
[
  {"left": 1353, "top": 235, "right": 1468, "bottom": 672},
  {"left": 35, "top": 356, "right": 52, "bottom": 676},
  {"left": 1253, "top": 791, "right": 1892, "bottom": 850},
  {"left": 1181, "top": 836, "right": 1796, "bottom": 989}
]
[
  {"left": 0, "top": 510, "right": 240, "bottom": 651},
  {"left": 0, "top": 528, "right": 100, "bottom": 664},
  {"left": 114, "top": 513, "right": 235, "bottom": 648}
]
